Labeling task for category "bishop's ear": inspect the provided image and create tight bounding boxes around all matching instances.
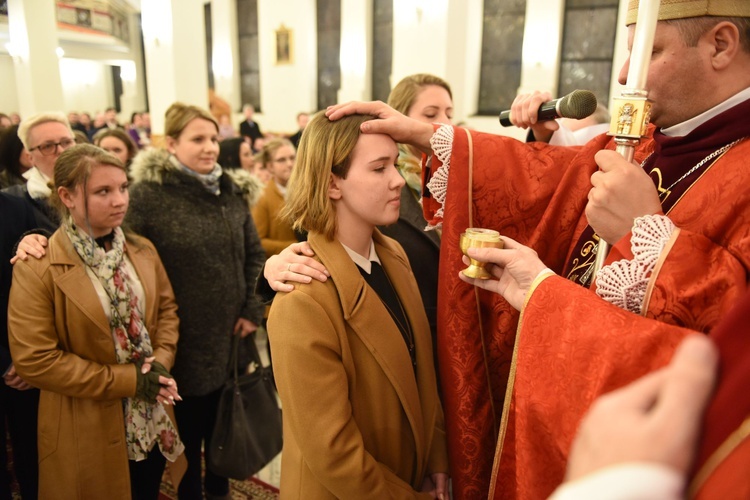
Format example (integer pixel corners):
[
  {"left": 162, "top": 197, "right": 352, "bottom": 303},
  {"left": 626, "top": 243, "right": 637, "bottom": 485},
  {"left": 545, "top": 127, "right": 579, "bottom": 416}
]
[
  {"left": 706, "top": 21, "right": 740, "bottom": 70},
  {"left": 328, "top": 174, "right": 342, "bottom": 200}
]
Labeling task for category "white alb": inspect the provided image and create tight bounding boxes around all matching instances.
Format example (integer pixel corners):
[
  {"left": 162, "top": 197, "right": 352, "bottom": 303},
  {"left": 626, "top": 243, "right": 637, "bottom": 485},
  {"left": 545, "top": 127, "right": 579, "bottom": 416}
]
[{"left": 595, "top": 214, "right": 676, "bottom": 313}]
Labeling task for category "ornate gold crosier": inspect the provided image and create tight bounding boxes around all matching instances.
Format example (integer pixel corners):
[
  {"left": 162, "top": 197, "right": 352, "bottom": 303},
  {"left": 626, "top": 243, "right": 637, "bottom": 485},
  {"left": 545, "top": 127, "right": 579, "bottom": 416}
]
[
  {"left": 609, "top": 98, "right": 652, "bottom": 139},
  {"left": 592, "top": 0, "right": 661, "bottom": 277}
]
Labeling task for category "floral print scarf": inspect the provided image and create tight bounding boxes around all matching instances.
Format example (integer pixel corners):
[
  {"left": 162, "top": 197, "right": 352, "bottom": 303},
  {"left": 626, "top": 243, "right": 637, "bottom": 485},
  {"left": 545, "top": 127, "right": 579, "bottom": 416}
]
[{"left": 64, "top": 221, "right": 184, "bottom": 462}]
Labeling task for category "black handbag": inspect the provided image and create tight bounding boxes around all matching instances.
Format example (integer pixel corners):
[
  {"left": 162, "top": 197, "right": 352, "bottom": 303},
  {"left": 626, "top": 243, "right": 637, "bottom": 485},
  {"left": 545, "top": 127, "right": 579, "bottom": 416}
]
[{"left": 207, "top": 332, "right": 283, "bottom": 480}]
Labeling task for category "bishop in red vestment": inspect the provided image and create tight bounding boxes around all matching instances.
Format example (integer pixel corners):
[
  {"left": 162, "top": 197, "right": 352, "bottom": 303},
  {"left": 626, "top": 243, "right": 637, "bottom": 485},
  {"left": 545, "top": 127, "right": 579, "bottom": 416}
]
[
  {"left": 415, "top": 3, "right": 750, "bottom": 498},
  {"left": 325, "top": 2, "right": 750, "bottom": 498}
]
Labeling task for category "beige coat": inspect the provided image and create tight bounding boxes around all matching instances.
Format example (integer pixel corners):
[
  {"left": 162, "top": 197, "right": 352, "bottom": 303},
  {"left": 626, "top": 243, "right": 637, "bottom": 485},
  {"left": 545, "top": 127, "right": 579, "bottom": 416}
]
[
  {"left": 252, "top": 180, "right": 298, "bottom": 258},
  {"left": 268, "top": 230, "right": 448, "bottom": 499},
  {"left": 8, "top": 230, "right": 184, "bottom": 499}
]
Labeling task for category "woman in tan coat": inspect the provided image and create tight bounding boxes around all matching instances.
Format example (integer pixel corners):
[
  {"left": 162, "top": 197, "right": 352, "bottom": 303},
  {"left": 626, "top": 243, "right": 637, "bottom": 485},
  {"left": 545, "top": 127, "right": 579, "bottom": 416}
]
[
  {"left": 8, "top": 144, "right": 185, "bottom": 499},
  {"left": 267, "top": 113, "right": 449, "bottom": 499},
  {"left": 252, "top": 138, "right": 299, "bottom": 258}
]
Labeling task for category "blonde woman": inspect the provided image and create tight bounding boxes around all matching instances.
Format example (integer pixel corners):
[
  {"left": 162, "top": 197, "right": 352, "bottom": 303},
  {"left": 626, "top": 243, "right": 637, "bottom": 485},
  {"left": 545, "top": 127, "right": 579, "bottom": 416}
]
[
  {"left": 264, "top": 75, "right": 453, "bottom": 382},
  {"left": 267, "top": 112, "right": 449, "bottom": 498},
  {"left": 8, "top": 144, "right": 184, "bottom": 499},
  {"left": 252, "top": 137, "right": 300, "bottom": 258},
  {"left": 127, "top": 102, "right": 265, "bottom": 500}
]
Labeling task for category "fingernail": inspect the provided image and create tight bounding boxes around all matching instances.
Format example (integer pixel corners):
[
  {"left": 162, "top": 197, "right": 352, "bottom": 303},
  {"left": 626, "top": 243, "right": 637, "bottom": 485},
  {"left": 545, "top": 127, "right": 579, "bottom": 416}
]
[{"left": 141, "top": 366, "right": 148, "bottom": 374}]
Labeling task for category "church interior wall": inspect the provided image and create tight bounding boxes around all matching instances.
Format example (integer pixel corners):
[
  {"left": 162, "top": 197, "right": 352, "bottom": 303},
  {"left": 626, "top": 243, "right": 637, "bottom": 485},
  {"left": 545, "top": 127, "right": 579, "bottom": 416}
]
[{"left": 1, "top": 0, "right": 631, "bottom": 137}]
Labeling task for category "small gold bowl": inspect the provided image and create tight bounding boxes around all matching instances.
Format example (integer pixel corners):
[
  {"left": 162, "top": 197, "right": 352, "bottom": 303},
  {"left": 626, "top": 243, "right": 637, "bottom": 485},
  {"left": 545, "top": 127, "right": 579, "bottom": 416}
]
[{"left": 460, "top": 228, "right": 504, "bottom": 279}]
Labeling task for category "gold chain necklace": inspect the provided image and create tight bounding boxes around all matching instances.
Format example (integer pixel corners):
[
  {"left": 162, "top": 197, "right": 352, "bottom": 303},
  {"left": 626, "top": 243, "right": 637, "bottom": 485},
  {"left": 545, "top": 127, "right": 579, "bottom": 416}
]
[{"left": 641, "top": 136, "right": 747, "bottom": 199}]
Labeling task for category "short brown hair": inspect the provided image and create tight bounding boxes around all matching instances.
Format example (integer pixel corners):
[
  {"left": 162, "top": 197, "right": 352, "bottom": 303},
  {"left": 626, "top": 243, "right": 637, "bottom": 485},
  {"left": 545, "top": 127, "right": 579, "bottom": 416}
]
[
  {"left": 666, "top": 17, "right": 750, "bottom": 52},
  {"left": 164, "top": 102, "right": 218, "bottom": 139},
  {"left": 49, "top": 144, "right": 126, "bottom": 219},
  {"left": 281, "top": 112, "right": 375, "bottom": 240},
  {"left": 387, "top": 73, "right": 453, "bottom": 116},
  {"left": 93, "top": 128, "right": 138, "bottom": 161}
]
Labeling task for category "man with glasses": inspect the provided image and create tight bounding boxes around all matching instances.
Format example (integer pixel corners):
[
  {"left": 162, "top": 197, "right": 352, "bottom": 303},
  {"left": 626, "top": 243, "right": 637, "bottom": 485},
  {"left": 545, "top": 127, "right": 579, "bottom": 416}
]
[{"left": 1, "top": 111, "right": 74, "bottom": 500}]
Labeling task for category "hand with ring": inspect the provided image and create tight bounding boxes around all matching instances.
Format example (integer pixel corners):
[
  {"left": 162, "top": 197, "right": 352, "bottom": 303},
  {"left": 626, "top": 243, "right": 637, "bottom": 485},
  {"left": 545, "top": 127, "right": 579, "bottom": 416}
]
[{"left": 264, "top": 242, "right": 330, "bottom": 293}]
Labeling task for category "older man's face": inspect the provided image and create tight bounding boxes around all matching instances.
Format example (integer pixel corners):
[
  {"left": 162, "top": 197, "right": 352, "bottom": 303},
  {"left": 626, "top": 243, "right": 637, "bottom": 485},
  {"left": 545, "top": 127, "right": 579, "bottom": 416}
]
[{"left": 27, "top": 122, "right": 75, "bottom": 179}]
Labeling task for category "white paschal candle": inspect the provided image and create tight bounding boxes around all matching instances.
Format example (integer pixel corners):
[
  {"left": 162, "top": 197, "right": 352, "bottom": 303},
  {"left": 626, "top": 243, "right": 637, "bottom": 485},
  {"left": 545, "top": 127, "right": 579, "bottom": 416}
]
[{"left": 626, "top": 0, "right": 661, "bottom": 90}]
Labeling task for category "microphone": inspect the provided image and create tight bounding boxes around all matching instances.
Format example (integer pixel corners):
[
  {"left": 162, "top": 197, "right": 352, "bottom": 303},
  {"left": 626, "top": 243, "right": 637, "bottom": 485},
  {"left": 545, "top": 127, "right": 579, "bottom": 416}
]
[{"left": 498, "top": 90, "right": 598, "bottom": 127}]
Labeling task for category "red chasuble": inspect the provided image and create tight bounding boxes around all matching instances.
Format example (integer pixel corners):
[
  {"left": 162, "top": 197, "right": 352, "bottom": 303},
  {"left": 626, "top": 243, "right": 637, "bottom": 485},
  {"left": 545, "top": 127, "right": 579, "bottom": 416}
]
[
  {"left": 690, "top": 289, "right": 750, "bottom": 499},
  {"left": 423, "top": 99, "right": 750, "bottom": 499}
]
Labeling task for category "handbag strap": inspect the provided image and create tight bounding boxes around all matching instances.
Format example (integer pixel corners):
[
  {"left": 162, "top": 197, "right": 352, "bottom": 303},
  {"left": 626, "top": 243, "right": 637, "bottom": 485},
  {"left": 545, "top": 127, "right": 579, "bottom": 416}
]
[{"left": 230, "top": 332, "right": 265, "bottom": 383}]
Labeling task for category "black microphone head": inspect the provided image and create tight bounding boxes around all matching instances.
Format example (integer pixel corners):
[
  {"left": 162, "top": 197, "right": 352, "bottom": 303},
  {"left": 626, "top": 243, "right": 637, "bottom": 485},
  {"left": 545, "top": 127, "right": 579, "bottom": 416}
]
[{"left": 558, "top": 90, "right": 598, "bottom": 120}]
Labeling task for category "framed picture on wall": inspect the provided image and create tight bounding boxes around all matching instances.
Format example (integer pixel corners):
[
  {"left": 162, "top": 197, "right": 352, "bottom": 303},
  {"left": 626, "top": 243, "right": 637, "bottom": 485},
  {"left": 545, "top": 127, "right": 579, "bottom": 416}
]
[{"left": 275, "top": 25, "right": 293, "bottom": 65}]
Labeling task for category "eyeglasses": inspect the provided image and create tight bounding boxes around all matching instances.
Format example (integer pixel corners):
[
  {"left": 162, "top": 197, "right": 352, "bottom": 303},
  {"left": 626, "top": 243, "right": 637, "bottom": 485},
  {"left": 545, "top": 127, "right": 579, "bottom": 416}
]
[{"left": 29, "top": 138, "right": 76, "bottom": 156}]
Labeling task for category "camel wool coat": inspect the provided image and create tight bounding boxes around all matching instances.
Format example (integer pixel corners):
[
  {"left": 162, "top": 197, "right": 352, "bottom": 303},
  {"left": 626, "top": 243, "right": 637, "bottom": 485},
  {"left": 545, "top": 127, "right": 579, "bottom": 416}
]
[
  {"left": 8, "top": 230, "right": 184, "bottom": 499},
  {"left": 252, "top": 180, "right": 298, "bottom": 258},
  {"left": 267, "top": 230, "right": 448, "bottom": 499}
]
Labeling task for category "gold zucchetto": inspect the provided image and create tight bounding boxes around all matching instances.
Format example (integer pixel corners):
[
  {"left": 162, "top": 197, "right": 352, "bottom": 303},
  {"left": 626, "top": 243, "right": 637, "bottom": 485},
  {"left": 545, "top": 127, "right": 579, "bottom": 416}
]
[{"left": 626, "top": 0, "right": 750, "bottom": 25}]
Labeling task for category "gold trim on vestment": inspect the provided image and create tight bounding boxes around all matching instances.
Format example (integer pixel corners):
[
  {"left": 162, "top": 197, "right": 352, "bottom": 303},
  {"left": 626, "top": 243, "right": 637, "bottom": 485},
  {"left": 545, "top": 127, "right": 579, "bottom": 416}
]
[
  {"left": 688, "top": 416, "right": 750, "bottom": 498},
  {"left": 642, "top": 227, "right": 680, "bottom": 315},
  {"left": 639, "top": 144, "right": 735, "bottom": 313},
  {"left": 488, "top": 269, "right": 556, "bottom": 499},
  {"left": 463, "top": 127, "right": 501, "bottom": 438}
]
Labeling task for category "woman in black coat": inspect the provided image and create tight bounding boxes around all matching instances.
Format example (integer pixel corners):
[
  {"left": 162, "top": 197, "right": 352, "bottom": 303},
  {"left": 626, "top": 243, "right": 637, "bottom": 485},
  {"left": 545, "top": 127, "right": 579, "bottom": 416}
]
[{"left": 127, "top": 103, "right": 265, "bottom": 500}]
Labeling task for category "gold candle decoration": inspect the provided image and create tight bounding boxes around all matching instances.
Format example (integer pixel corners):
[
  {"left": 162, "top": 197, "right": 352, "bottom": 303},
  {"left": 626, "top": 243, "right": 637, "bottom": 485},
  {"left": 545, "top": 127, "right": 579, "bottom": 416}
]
[{"left": 459, "top": 228, "right": 504, "bottom": 279}]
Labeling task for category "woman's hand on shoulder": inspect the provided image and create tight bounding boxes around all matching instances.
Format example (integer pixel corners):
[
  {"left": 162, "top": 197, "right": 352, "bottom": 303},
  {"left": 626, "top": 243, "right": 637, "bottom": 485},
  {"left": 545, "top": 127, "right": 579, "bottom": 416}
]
[
  {"left": 265, "top": 241, "right": 329, "bottom": 293},
  {"left": 11, "top": 234, "right": 48, "bottom": 264}
]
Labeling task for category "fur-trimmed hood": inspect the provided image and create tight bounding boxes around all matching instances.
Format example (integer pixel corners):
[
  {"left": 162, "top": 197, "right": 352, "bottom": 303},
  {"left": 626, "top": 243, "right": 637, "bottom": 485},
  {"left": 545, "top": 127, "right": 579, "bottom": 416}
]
[{"left": 129, "top": 148, "right": 264, "bottom": 208}]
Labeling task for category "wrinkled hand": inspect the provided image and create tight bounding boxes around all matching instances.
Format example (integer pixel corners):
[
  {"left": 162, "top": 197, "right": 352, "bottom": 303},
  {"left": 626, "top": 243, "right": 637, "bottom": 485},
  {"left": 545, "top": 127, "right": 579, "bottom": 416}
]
[
  {"left": 3, "top": 364, "right": 34, "bottom": 390},
  {"left": 11, "top": 234, "right": 48, "bottom": 264},
  {"left": 586, "top": 150, "right": 662, "bottom": 244},
  {"left": 509, "top": 91, "right": 560, "bottom": 143},
  {"left": 566, "top": 334, "right": 718, "bottom": 482},
  {"left": 325, "top": 101, "right": 435, "bottom": 154},
  {"left": 234, "top": 317, "right": 258, "bottom": 338},
  {"left": 264, "top": 241, "right": 329, "bottom": 293},
  {"left": 458, "top": 236, "right": 549, "bottom": 311},
  {"left": 421, "top": 472, "right": 449, "bottom": 499}
]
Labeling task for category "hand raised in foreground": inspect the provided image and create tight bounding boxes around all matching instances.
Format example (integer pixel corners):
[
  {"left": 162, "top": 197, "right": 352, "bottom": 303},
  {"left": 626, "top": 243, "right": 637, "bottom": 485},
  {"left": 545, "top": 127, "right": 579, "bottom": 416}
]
[{"left": 566, "top": 334, "right": 718, "bottom": 481}]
